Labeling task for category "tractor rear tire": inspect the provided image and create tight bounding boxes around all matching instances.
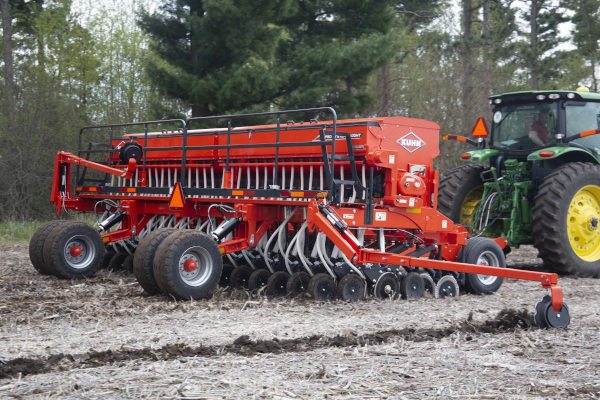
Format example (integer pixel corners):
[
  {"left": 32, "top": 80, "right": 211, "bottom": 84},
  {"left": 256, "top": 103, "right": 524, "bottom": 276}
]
[
  {"left": 438, "top": 165, "right": 486, "bottom": 226},
  {"left": 154, "top": 230, "right": 222, "bottom": 300},
  {"left": 134, "top": 228, "right": 177, "bottom": 295},
  {"left": 532, "top": 162, "right": 600, "bottom": 277},
  {"left": 29, "top": 220, "right": 67, "bottom": 275},
  {"left": 42, "top": 221, "right": 104, "bottom": 279}
]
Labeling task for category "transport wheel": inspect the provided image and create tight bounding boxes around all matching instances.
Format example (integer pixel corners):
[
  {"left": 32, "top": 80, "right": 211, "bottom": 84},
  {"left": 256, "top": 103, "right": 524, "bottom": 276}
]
[
  {"left": 108, "top": 253, "right": 128, "bottom": 271},
  {"left": 463, "top": 238, "right": 505, "bottom": 294},
  {"left": 437, "top": 164, "right": 486, "bottom": 226},
  {"left": 420, "top": 273, "right": 435, "bottom": 295},
  {"left": 434, "top": 275, "right": 460, "bottom": 299},
  {"left": 230, "top": 265, "right": 253, "bottom": 289},
  {"left": 399, "top": 272, "right": 425, "bottom": 299},
  {"left": 286, "top": 271, "right": 311, "bottom": 297},
  {"left": 154, "top": 230, "right": 222, "bottom": 300},
  {"left": 102, "top": 250, "right": 117, "bottom": 269},
  {"left": 220, "top": 264, "right": 236, "bottom": 287},
  {"left": 336, "top": 274, "right": 365, "bottom": 302},
  {"left": 122, "top": 254, "right": 135, "bottom": 273},
  {"left": 133, "top": 228, "right": 177, "bottom": 295},
  {"left": 532, "top": 162, "right": 600, "bottom": 277},
  {"left": 373, "top": 273, "right": 399, "bottom": 300},
  {"left": 29, "top": 220, "right": 67, "bottom": 275},
  {"left": 534, "top": 295, "right": 570, "bottom": 329},
  {"left": 307, "top": 273, "right": 335, "bottom": 301},
  {"left": 248, "top": 269, "right": 271, "bottom": 292},
  {"left": 265, "top": 271, "right": 290, "bottom": 297},
  {"left": 42, "top": 221, "right": 104, "bottom": 279}
]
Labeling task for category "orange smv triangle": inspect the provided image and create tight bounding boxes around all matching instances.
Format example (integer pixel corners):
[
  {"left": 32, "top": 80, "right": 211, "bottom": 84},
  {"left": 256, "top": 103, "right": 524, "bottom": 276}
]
[
  {"left": 471, "top": 117, "right": 489, "bottom": 137},
  {"left": 169, "top": 182, "right": 185, "bottom": 210}
]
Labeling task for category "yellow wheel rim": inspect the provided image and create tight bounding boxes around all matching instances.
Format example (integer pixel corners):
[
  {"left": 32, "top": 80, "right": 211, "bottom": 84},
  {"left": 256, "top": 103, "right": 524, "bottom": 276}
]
[
  {"left": 567, "top": 185, "right": 600, "bottom": 261},
  {"left": 460, "top": 187, "right": 484, "bottom": 226}
]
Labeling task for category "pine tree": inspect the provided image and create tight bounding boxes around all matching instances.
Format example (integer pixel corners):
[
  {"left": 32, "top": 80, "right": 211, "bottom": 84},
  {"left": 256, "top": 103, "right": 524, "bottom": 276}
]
[
  {"left": 516, "top": 0, "right": 567, "bottom": 89},
  {"left": 567, "top": 0, "right": 600, "bottom": 91},
  {"left": 139, "top": 0, "right": 403, "bottom": 117}
]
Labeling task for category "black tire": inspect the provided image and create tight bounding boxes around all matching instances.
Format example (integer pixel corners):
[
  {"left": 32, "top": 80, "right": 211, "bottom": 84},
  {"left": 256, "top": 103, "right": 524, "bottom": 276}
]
[
  {"left": 42, "top": 221, "right": 104, "bottom": 279},
  {"left": 248, "top": 269, "right": 271, "bottom": 292},
  {"left": 154, "top": 230, "right": 222, "bottom": 300},
  {"left": 462, "top": 238, "right": 505, "bottom": 294},
  {"left": 230, "top": 265, "right": 254, "bottom": 289},
  {"left": 420, "top": 273, "right": 435, "bottom": 295},
  {"left": 108, "top": 253, "right": 128, "bottom": 271},
  {"left": 373, "top": 273, "right": 399, "bottom": 300},
  {"left": 29, "top": 220, "right": 67, "bottom": 275},
  {"left": 434, "top": 275, "right": 460, "bottom": 299},
  {"left": 102, "top": 250, "right": 117, "bottom": 269},
  {"left": 399, "top": 272, "right": 425, "bottom": 299},
  {"left": 265, "top": 271, "right": 290, "bottom": 297},
  {"left": 286, "top": 271, "right": 311, "bottom": 297},
  {"left": 438, "top": 164, "right": 486, "bottom": 225},
  {"left": 336, "top": 274, "right": 365, "bottom": 302},
  {"left": 134, "top": 229, "right": 177, "bottom": 295},
  {"left": 122, "top": 254, "right": 135, "bottom": 273},
  {"left": 307, "top": 273, "right": 335, "bottom": 301},
  {"left": 532, "top": 162, "right": 600, "bottom": 277},
  {"left": 220, "top": 264, "right": 236, "bottom": 287}
]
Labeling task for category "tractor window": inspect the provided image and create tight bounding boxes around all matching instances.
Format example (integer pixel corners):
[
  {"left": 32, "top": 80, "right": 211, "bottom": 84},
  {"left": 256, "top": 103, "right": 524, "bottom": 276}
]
[
  {"left": 491, "top": 103, "right": 558, "bottom": 150},
  {"left": 566, "top": 102, "right": 600, "bottom": 150}
]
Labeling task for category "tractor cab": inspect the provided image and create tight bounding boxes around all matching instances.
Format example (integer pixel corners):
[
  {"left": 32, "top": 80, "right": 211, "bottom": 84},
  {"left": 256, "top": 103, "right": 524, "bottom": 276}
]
[{"left": 489, "top": 89, "right": 600, "bottom": 158}]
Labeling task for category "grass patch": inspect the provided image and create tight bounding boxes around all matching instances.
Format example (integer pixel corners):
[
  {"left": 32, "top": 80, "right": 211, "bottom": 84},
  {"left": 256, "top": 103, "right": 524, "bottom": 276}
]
[
  {"left": 0, "top": 216, "right": 99, "bottom": 246},
  {"left": 0, "top": 221, "right": 46, "bottom": 246}
]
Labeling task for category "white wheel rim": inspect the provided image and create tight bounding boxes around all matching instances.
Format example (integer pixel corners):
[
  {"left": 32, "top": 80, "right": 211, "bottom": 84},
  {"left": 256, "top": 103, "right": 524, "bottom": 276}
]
[
  {"left": 475, "top": 250, "right": 500, "bottom": 285},
  {"left": 64, "top": 235, "right": 96, "bottom": 270},
  {"left": 178, "top": 246, "right": 214, "bottom": 287}
]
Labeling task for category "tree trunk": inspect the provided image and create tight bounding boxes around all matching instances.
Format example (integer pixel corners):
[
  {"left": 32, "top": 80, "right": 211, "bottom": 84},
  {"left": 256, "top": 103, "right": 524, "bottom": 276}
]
[
  {"left": 530, "top": 0, "right": 539, "bottom": 90},
  {"left": 482, "top": 0, "right": 491, "bottom": 98},
  {"left": 461, "top": 0, "right": 474, "bottom": 132},
  {"left": 377, "top": 64, "right": 390, "bottom": 115},
  {"left": 1, "top": 0, "right": 14, "bottom": 122}
]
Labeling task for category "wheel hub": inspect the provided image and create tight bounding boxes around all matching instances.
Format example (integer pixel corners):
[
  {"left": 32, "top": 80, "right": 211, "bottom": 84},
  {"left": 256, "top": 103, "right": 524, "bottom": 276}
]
[
  {"left": 183, "top": 259, "right": 198, "bottom": 272},
  {"left": 384, "top": 284, "right": 392, "bottom": 294},
  {"left": 69, "top": 245, "right": 83, "bottom": 257},
  {"left": 567, "top": 186, "right": 600, "bottom": 261}
]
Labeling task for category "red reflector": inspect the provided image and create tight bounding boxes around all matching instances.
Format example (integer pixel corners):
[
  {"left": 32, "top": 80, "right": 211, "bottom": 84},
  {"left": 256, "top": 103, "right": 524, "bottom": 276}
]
[
  {"left": 461, "top": 153, "right": 471, "bottom": 160},
  {"left": 119, "top": 188, "right": 136, "bottom": 193},
  {"left": 281, "top": 191, "right": 290, "bottom": 197},
  {"left": 539, "top": 151, "right": 555, "bottom": 158}
]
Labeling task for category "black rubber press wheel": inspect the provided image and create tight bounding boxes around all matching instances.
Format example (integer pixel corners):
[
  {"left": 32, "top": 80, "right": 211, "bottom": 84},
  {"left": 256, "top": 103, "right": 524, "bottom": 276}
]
[
  {"left": 336, "top": 274, "right": 365, "bottom": 302},
  {"left": 308, "top": 273, "right": 335, "bottom": 301}
]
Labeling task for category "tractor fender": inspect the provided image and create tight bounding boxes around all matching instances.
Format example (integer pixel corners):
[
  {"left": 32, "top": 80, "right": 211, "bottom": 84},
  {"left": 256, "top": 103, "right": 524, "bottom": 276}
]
[
  {"left": 527, "top": 146, "right": 599, "bottom": 164},
  {"left": 460, "top": 149, "right": 499, "bottom": 163}
]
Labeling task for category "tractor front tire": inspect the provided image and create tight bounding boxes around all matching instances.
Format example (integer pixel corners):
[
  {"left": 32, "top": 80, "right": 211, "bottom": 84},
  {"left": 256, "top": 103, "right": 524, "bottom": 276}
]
[
  {"left": 438, "top": 165, "right": 486, "bottom": 226},
  {"left": 532, "top": 162, "right": 600, "bottom": 277}
]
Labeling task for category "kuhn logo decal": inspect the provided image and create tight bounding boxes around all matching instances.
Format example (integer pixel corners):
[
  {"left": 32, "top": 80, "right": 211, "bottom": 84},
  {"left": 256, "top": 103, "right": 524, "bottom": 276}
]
[{"left": 397, "top": 132, "right": 425, "bottom": 153}]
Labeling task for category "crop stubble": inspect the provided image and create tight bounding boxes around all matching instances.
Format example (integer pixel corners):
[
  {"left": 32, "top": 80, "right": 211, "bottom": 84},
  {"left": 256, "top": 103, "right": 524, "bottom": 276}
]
[{"left": 0, "top": 244, "right": 599, "bottom": 398}]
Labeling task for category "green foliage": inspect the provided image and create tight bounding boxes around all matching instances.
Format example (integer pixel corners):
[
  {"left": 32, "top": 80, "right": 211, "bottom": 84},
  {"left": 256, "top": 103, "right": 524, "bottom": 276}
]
[
  {"left": 515, "top": 0, "right": 568, "bottom": 89},
  {"left": 139, "top": 0, "right": 408, "bottom": 117}
]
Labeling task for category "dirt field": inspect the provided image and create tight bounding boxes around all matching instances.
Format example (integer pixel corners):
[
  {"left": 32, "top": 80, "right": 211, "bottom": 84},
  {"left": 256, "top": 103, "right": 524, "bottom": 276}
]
[{"left": 1, "top": 244, "right": 599, "bottom": 399}]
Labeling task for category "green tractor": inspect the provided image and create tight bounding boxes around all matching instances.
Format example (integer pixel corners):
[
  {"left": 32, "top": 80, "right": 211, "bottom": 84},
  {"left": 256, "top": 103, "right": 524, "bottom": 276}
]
[{"left": 439, "top": 88, "right": 600, "bottom": 277}]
